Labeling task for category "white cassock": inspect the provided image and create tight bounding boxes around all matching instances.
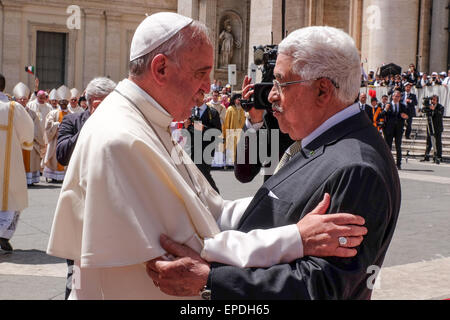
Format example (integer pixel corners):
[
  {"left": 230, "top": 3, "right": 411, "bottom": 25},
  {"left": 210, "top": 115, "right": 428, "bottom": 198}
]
[
  {"left": 47, "top": 79, "right": 302, "bottom": 300},
  {"left": 0, "top": 101, "right": 34, "bottom": 239}
]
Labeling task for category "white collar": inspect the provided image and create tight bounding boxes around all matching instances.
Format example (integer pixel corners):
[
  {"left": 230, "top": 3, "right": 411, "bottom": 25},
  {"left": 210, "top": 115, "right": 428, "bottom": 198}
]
[
  {"left": 301, "top": 103, "right": 360, "bottom": 149},
  {"left": 125, "top": 79, "right": 171, "bottom": 118},
  {"left": 197, "top": 103, "right": 207, "bottom": 112}
]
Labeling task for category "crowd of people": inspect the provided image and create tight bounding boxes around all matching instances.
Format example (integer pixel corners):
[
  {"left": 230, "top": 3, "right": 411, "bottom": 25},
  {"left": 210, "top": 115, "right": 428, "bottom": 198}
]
[
  {"left": 0, "top": 73, "right": 115, "bottom": 253},
  {"left": 358, "top": 74, "right": 446, "bottom": 168},
  {"left": 362, "top": 63, "right": 450, "bottom": 89}
]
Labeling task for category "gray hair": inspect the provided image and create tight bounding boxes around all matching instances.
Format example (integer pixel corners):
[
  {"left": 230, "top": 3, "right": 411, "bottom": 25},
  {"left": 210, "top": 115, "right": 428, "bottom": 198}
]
[
  {"left": 85, "top": 77, "right": 116, "bottom": 106},
  {"left": 129, "top": 20, "right": 211, "bottom": 78},
  {"left": 278, "top": 26, "right": 361, "bottom": 105}
]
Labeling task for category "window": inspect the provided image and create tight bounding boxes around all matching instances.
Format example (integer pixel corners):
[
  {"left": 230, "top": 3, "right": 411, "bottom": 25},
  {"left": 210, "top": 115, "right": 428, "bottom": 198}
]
[{"left": 36, "top": 31, "right": 67, "bottom": 90}]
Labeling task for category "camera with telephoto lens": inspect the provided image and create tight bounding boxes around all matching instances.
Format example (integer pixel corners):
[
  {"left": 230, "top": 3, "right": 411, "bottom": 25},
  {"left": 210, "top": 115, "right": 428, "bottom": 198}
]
[
  {"left": 421, "top": 96, "right": 433, "bottom": 114},
  {"left": 240, "top": 45, "right": 278, "bottom": 111}
]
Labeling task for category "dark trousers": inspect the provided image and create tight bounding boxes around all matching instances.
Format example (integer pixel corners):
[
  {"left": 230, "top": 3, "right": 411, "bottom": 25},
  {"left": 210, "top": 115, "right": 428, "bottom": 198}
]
[
  {"left": 405, "top": 117, "right": 413, "bottom": 138},
  {"left": 65, "top": 259, "right": 74, "bottom": 300},
  {"left": 425, "top": 131, "right": 442, "bottom": 159},
  {"left": 196, "top": 163, "right": 220, "bottom": 194},
  {"left": 384, "top": 127, "right": 403, "bottom": 166}
]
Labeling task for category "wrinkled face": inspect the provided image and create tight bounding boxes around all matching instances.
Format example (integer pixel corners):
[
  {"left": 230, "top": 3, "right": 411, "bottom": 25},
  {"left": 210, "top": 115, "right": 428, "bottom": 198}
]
[
  {"left": 392, "top": 91, "right": 401, "bottom": 103},
  {"left": 359, "top": 93, "right": 367, "bottom": 104},
  {"left": 37, "top": 94, "right": 46, "bottom": 104},
  {"left": 166, "top": 41, "right": 213, "bottom": 121},
  {"left": 268, "top": 53, "right": 318, "bottom": 140},
  {"left": 88, "top": 96, "right": 107, "bottom": 114},
  {"left": 70, "top": 97, "right": 78, "bottom": 107},
  {"left": 17, "top": 97, "right": 28, "bottom": 107}
]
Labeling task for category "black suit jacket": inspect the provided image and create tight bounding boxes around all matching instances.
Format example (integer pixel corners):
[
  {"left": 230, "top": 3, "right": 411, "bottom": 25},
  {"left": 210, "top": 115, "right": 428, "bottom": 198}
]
[
  {"left": 208, "top": 111, "right": 401, "bottom": 300},
  {"left": 359, "top": 103, "right": 373, "bottom": 122},
  {"left": 187, "top": 105, "right": 221, "bottom": 165},
  {"left": 403, "top": 92, "right": 417, "bottom": 118},
  {"left": 383, "top": 102, "right": 408, "bottom": 137},
  {"left": 56, "top": 109, "right": 90, "bottom": 166}
]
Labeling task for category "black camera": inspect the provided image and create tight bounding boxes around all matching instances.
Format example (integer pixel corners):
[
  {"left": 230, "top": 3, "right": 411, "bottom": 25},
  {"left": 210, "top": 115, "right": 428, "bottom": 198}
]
[
  {"left": 241, "top": 45, "right": 278, "bottom": 111},
  {"left": 421, "top": 96, "right": 432, "bottom": 113}
]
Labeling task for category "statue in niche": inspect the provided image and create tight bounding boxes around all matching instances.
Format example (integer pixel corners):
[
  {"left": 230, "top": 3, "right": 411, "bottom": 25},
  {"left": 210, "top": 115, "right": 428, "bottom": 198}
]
[{"left": 218, "top": 18, "right": 241, "bottom": 68}]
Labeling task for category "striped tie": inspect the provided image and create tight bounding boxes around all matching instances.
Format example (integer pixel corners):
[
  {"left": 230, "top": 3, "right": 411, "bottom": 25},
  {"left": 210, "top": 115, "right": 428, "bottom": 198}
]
[{"left": 274, "top": 141, "right": 302, "bottom": 174}]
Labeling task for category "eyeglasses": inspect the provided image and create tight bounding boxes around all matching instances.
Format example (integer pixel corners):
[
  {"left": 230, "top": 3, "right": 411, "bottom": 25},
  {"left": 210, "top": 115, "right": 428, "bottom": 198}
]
[{"left": 272, "top": 77, "right": 339, "bottom": 96}]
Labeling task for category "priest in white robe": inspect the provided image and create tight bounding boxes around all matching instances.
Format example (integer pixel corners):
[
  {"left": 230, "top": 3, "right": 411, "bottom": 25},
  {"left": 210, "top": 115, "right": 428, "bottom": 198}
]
[
  {"left": 43, "top": 85, "right": 72, "bottom": 182},
  {"left": 0, "top": 98, "right": 34, "bottom": 251},
  {"left": 68, "top": 88, "right": 84, "bottom": 114}
]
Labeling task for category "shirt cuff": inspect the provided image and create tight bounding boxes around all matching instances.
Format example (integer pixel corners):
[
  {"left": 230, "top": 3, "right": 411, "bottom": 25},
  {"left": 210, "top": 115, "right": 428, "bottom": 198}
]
[{"left": 245, "top": 117, "right": 264, "bottom": 131}]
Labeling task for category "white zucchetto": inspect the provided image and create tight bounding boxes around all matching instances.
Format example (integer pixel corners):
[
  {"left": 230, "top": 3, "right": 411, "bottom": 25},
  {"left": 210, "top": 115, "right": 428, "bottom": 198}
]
[{"left": 129, "top": 12, "right": 193, "bottom": 61}]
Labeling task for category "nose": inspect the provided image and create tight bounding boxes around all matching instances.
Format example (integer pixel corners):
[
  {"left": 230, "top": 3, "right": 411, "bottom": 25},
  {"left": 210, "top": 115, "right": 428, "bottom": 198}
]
[
  {"left": 202, "top": 77, "right": 211, "bottom": 94},
  {"left": 268, "top": 85, "right": 278, "bottom": 103}
]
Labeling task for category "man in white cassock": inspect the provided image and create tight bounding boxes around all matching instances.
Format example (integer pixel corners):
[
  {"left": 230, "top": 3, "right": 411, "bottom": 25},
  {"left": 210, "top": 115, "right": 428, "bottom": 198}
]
[
  {"left": 13, "top": 82, "right": 45, "bottom": 185},
  {"left": 68, "top": 88, "right": 84, "bottom": 114},
  {"left": 43, "top": 85, "right": 72, "bottom": 182},
  {"left": 28, "top": 90, "right": 52, "bottom": 171},
  {"left": 47, "top": 12, "right": 366, "bottom": 300},
  {"left": 0, "top": 91, "right": 34, "bottom": 251}
]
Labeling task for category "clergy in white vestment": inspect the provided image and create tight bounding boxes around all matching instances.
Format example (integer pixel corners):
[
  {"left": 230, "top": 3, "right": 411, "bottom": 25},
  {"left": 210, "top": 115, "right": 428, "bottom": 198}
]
[
  {"left": 13, "top": 82, "right": 45, "bottom": 185},
  {"left": 48, "top": 89, "right": 59, "bottom": 109},
  {"left": 28, "top": 90, "right": 52, "bottom": 170},
  {"left": 0, "top": 98, "right": 34, "bottom": 251},
  {"left": 43, "top": 85, "right": 72, "bottom": 182},
  {"left": 47, "top": 12, "right": 364, "bottom": 300},
  {"left": 68, "top": 88, "right": 84, "bottom": 113}
]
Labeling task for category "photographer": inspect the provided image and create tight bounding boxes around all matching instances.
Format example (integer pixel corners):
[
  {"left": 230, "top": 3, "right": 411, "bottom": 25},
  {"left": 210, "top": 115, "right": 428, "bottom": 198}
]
[
  {"left": 420, "top": 95, "right": 445, "bottom": 164},
  {"left": 234, "top": 76, "right": 293, "bottom": 182}
]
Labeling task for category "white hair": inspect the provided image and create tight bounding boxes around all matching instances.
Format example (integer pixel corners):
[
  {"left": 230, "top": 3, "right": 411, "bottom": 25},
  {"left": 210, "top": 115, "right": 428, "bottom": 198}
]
[
  {"left": 129, "top": 21, "right": 211, "bottom": 77},
  {"left": 278, "top": 26, "right": 361, "bottom": 105},
  {"left": 85, "top": 77, "right": 116, "bottom": 106}
]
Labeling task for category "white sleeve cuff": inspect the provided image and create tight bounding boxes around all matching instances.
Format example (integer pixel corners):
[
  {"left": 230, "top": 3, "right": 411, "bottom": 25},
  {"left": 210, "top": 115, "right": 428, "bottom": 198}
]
[
  {"left": 245, "top": 117, "right": 264, "bottom": 131},
  {"left": 201, "top": 224, "right": 303, "bottom": 268}
]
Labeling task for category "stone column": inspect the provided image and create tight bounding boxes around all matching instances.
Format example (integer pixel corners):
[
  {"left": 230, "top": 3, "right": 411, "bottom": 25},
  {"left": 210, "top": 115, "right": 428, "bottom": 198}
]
[
  {"left": 82, "top": 8, "right": 106, "bottom": 88},
  {"left": 417, "top": 0, "right": 432, "bottom": 73},
  {"left": 349, "top": 0, "right": 363, "bottom": 51},
  {"left": 104, "top": 11, "right": 122, "bottom": 83},
  {"left": 198, "top": 0, "right": 217, "bottom": 78},
  {"left": 178, "top": 0, "right": 199, "bottom": 20},
  {"left": 1, "top": 2, "right": 23, "bottom": 92},
  {"left": 429, "top": 0, "right": 449, "bottom": 73},
  {"left": 285, "top": 0, "right": 307, "bottom": 35},
  {"left": 361, "top": 0, "right": 420, "bottom": 73}
]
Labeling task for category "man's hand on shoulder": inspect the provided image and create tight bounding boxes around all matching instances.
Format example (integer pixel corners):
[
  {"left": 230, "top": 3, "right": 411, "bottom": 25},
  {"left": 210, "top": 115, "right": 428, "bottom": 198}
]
[
  {"left": 146, "top": 234, "right": 210, "bottom": 297},
  {"left": 297, "top": 193, "right": 368, "bottom": 258}
]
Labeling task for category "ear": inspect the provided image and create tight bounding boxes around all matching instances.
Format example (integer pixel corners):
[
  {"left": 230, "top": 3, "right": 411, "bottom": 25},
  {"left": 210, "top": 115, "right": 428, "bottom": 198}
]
[
  {"left": 316, "top": 78, "right": 333, "bottom": 106},
  {"left": 150, "top": 54, "right": 169, "bottom": 86}
]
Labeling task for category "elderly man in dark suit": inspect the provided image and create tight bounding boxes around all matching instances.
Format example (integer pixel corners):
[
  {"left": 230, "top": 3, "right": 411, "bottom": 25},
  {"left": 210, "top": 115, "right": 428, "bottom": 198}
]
[
  {"left": 147, "top": 26, "right": 401, "bottom": 300},
  {"left": 383, "top": 90, "right": 409, "bottom": 170}
]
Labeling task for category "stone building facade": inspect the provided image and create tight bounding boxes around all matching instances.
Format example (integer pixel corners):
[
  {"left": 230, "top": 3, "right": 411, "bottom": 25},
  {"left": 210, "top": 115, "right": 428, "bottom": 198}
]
[{"left": 0, "top": 0, "right": 448, "bottom": 93}]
